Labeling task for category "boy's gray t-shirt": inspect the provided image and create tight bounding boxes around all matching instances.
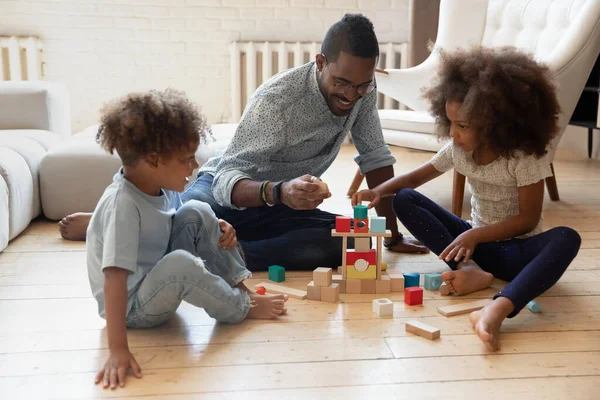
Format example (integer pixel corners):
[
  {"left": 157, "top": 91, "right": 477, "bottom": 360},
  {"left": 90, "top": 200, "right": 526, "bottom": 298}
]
[{"left": 86, "top": 170, "right": 182, "bottom": 318}]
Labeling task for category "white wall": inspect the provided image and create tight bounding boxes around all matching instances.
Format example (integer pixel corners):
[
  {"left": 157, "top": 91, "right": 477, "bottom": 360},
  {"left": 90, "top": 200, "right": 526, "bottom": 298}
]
[{"left": 0, "top": 0, "right": 409, "bottom": 132}]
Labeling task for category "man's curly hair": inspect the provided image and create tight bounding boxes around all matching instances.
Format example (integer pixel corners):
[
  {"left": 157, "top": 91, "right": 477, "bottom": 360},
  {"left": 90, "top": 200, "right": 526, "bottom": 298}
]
[
  {"left": 422, "top": 46, "right": 560, "bottom": 157},
  {"left": 96, "top": 89, "right": 208, "bottom": 166}
]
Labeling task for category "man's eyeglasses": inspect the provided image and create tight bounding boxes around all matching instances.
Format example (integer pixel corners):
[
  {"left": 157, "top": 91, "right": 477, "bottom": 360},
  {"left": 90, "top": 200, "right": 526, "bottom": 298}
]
[{"left": 322, "top": 56, "right": 376, "bottom": 96}]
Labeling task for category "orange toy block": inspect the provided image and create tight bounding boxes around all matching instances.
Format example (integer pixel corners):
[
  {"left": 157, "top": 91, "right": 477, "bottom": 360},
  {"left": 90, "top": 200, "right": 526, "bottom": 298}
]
[{"left": 354, "top": 217, "right": 369, "bottom": 233}]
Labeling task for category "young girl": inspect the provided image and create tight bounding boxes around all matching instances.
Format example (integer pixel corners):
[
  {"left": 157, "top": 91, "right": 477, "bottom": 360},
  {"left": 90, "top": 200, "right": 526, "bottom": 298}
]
[
  {"left": 87, "top": 89, "right": 288, "bottom": 390},
  {"left": 352, "top": 47, "right": 581, "bottom": 351}
]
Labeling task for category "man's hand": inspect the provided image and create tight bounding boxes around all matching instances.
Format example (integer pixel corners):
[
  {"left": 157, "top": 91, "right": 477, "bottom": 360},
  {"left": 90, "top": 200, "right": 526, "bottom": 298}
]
[
  {"left": 95, "top": 348, "right": 142, "bottom": 390},
  {"left": 351, "top": 189, "right": 381, "bottom": 209},
  {"left": 440, "top": 230, "right": 480, "bottom": 263},
  {"left": 218, "top": 219, "right": 238, "bottom": 249},
  {"left": 281, "top": 174, "right": 331, "bottom": 210}
]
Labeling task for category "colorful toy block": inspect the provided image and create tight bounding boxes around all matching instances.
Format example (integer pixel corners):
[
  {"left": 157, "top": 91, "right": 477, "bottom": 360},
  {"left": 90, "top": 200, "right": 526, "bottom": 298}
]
[
  {"left": 369, "top": 216, "right": 386, "bottom": 233},
  {"left": 256, "top": 286, "right": 266, "bottom": 295},
  {"left": 403, "top": 273, "right": 420, "bottom": 288},
  {"left": 306, "top": 281, "right": 321, "bottom": 301},
  {"left": 424, "top": 273, "right": 443, "bottom": 290},
  {"left": 354, "top": 218, "right": 369, "bottom": 233},
  {"left": 355, "top": 237, "right": 371, "bottom": 252},
  {"left": 527, "top": 300, "right": 542, "bottom": 313},
  {"left": 388, "top": 273, "right": 405, "bottom": 292},
  {"left": 346, "top": 249, "right": 377, "bottom": 265},
  {"left": 268, "top": 265, "right": 285, "bottom": 282},
  {"left": 335, "top": 216, "right": 351, "bottom": 232},
  {"left": 372, "top": 298, "right": 393, "bottom": 317},
  {"left": 405, "top": 320, "right": 440, "bottom": 340},
  {"left": 404, "top": 287, "right": 423, "bottom": 306},
  {"left": 346, "top": 264, "right": 376, "bottom": 279},
  {"left": 353, "top": 205, "right": 368, "bottom": 219},
  {"left": 321, "top": 283, "right": 340, "bottom": 303},
  {"left": 376, "top": 275, "right": 391, "bottom": 294},
  {"left": 313, "top": 267, "right": 332, "bottom": 287}
]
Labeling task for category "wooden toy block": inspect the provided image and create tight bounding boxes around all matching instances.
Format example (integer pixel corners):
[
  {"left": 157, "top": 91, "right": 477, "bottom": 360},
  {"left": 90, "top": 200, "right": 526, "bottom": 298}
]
[
  {"left": 346, "top": 279, "right": 361, "bottom": 294},
  {"left": 404, "top": 287, "right": 423, "bottom": 306},
  {"left": 354, "top": 218, "right": 369, "bottom": 233},
  {"left": 527, "top": 300, "right": 542, "bottom": 313},
  {"left": 424, "top": 273, "right": 442, "bottom": 290},
  {"left": 403, "top": 273, "right": 420, "bottom": 288},
  {"left": 437, "top": 299, "right": 491, "bottom": 317},
  {"left": 306, "top": 281, "right": 321, "bottom": 301},
  {"left": 388, "top": 273, "right": 405, "bottom": 292},
  {"left": 268, "top": 265, "right": 285, "bottom": 282},
  {"left": 346, "top": 264, "right": 376, "bottom": 280},
  {"left": 439, "top": 281, "right": 451, "bottom": 295},
  {"left": 372, "top": 298, "right": 393, "bottom": 317},
  {"left": 355, "top": 237, "right": 371, "bottom": 252},
  {"left": 313, "top": 267, "right": 332, "bottom": 287},
  {"left": 331, "top": 229, "right": 392, "bottom": 238},
  {"left": 353, "top": 204, "right": 368, "bottom": 219},
  {"left": 332, "top": 274, "right": 345, "bottom": 293},
  {"left": 254, "top": 282, "right": 307, "bottom": 300},
  {"left": 405, "top": 320, "right": 440, "bottom": 340},
  {"left": 361, "top": 279, "right": 376, "bottom": 294},
  {"left": 321, "top": 283, "right": 340, "bottom": 303},
  {"left": 381, "top": 261, "right": 387, "bottom": 271},
  {"left": 335, "top": 216, "right": 351, "bottom": 232},
  {"left": 337, "top": 266, "right": 343, "bottom": 274},
  {"left": 369, "top": 216, "right": 386, "bottom": 233},
  {"left": 376, "top": 275, "right": 391, "bottom": 294},
  {"left": 346, "top": 249, "right": 377, "bottom": 265}
]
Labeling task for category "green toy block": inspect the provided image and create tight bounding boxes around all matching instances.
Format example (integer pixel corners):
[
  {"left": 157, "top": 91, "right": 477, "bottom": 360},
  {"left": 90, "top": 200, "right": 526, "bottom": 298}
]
[
  {"left": 369, "top": 216, "right": 386, "bottom": 233},
  {"left": 353, "top": 205, "right": 368, "bottom": 219},
  {"left": 268, "top": 265, "right": 285, "bottom": 282},
  {"left": 526, "top": 300, "right": 541, "bottom": 313},
  {"left": 424, "top": 273, "right": 442, "bottom": 290}
]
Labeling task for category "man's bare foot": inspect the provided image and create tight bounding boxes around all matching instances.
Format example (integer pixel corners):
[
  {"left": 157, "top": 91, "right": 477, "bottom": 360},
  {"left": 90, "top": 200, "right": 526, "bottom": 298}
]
[
  {"left": 58, "top": 212, "right": 92, "bottom": 241},
  {"left": 469, "top": 297, "right": 514, "bottom": 351},
  {"left": 440, "top": 261, "right": 493, "bottom": 295},
  {"left": 247, "top": 293, "right": 288, "bottom": 320},
  {"left": 387, "top": 236, "right": 430, "bottom": 254}
]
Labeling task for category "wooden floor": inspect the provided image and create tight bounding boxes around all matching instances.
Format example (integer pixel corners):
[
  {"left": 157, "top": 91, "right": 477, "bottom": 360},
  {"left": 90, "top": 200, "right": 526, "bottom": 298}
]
[{"left": 1, "top": 144, "right": 600, "bottom": 399}]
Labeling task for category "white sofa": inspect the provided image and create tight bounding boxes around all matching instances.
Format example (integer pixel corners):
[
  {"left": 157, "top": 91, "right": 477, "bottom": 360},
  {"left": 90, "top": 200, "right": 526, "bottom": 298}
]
[{"left": 0, "top": 81, "right": 71, "bottom": 252}]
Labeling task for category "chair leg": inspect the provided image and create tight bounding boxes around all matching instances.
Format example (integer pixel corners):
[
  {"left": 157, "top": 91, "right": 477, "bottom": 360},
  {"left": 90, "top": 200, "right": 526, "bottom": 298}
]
[
  {"left": 347, "top": 167, "right": 365, "bottom": 197},
  {"left": 452, "top": 170, "right": 465, "bottom": 217},
  {"left": 545, "top": 162, "right": 560, "bottom": 201}
]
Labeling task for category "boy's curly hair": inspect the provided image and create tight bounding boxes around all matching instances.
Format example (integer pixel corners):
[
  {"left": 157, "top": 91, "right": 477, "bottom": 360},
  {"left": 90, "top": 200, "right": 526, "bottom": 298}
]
[
  {"left": 422, "top": 46, "right": 560, "bottom": 157},
  {"left": 96, "top": 89, "right": 208, "bottom": 166}
]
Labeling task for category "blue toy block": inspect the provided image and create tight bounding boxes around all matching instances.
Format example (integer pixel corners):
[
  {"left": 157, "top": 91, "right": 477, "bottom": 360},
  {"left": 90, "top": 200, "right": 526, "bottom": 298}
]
[
  {"left": 424, "top": 273, "right": 442, "bottom": 290},
  {"left": 369, "top": 216, "right": 386, "bottom": 233},
  {"left": 403, "top": 273, "right": 420, "bottom": 288},
  {"left": 526, "top": 300, "right": 542, "bottom": 313},
  {"left": 268, "top": 265, "right": 285, "bottom": 282}
]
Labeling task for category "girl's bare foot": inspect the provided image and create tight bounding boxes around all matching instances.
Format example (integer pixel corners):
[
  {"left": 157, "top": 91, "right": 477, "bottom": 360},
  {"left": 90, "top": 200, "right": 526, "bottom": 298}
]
[
  {"left": 58, "top": 212, "right": 92, "bottom": 241},
  {"left": 441, "top": 261, "right": 493, "bottom": 295},
  {"left": 247, "top": 293, "right": 288, "bottom": 320},
  {"left": 469, "top": 297, "right": 514, "bottom": 351}
]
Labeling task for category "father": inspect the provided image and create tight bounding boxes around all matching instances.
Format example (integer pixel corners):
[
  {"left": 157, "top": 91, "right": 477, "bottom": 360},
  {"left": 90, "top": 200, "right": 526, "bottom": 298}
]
[{"left": 60, "top": 13, "right": 427, "bottom": 270}]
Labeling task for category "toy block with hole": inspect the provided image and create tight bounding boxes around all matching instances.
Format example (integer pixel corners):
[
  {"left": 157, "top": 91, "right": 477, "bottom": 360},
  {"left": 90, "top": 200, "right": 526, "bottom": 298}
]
[
  {"left": 372, "top": 298, "right": 393, "bottom": 317},
  {"left": 254, "top": 282, "right": 307, "bottom": 299},
  {"left": 424, "top": 273, "right": 442, "bottom": 291},
  {"left": 354, "top": 204, "right": 368, "bottom": 219},
  {"left": 321, "top": 283, "right": 340, "bottom": 303},
  {"left": 404, "top": 287, "right": 423, "bottom": 306},
  {"left": 346, "top": 279, "right": 361, "bottom": 294},
  {"left": 376, "top": 275, "right": 391, "bottom": 294},
  {"left": 361, "top": 279, "right": 376, "bottom": 294},
  {"left": 439, "top": 281, "right": 451, "bottom": 295},
  {"left": 346, "top": 249, "right": 377, "bottom": 265},
  {"left": 268, "top": 265, "right": 285, "bottom": 282},
  {"left": 403, "top": 273, "right": 420, "bottom": 288},
  {"left": 405, "top": 320, "right": 440, "bottom": 340},
  {"left": 332, "top": 274, "right": 346, "bottom": 293},
  {"left": 306, "top": 281, "right": 321, "bottom": 301},
  {"left": 437, "top": 299, "right": 491, "bottom": 316},
  {"left": 346, "top": 264, "right": 376, "bottom": 279},
  {"left": 354, "top": 218, "right": 369, "bottom": 233},
  {"left": 335, "top": 216, "right": 351, "bottom": 232},
  {"left": 313, "top": 267, "right": 332, "bottom": 287},
  {"left": 355, "top": 237, "right": 371, "bottom": 252},
  {"left": 369, "top": 216, "right": 386, "bottom": 233},
  {"left": 527, "top": 300, "right": 542, "bottom": 313},
  {"left": 388, "top": 273, "right": 405, "bottom": 292}
]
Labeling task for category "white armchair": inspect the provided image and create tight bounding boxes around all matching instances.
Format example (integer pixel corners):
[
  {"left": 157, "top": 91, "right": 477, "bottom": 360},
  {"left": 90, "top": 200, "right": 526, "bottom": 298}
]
[{"left": 350, "top": 0, "right": 600, "bottom": 216}]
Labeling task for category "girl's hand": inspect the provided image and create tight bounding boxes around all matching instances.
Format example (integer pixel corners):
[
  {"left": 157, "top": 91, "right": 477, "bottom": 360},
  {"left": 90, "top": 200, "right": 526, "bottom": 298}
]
[
  {"left": 95, "top": 348, "right": 142, "bottom": 389},
  {"left": 218, "top": 219, "right": 238, "bottom": 249},
  {"left": 440, "top": 230, "right": 480, "bottom": 263},
  {"left": 351, "top": 189, "right": 381, "bottom": 209}
]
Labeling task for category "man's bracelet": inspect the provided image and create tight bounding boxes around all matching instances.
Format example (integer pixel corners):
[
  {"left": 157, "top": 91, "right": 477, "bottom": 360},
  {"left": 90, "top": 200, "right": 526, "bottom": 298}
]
[
  {"left": 260, "top": 180, "right": 275, "bottom": 207},
  {"left": 273, "top": 181, "right": 284, "bottom": 205}
]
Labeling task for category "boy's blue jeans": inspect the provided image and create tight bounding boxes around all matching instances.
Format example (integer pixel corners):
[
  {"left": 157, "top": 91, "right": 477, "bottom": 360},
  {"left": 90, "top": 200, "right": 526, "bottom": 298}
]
[{"left": 125, "top": 201, "right": 252, "bottom": 328}]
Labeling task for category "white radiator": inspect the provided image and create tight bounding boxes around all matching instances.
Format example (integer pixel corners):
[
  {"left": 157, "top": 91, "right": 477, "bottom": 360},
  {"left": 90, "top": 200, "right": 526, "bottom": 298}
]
[
  {"left": 0, "top": 36, "right": 43, "bottom": 82},
  {"left": 229, "top": 41, "right": 408, "bottom": 122}
]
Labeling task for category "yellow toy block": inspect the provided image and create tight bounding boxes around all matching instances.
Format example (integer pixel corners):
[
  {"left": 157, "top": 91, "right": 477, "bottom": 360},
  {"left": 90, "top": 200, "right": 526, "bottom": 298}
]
[{"left": 346, "top": 264, "right": 377, "bottom": 280}]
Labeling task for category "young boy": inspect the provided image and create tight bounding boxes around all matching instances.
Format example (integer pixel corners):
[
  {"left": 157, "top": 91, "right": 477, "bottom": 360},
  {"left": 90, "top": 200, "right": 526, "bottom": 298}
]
[{"left": 87, "top": 89, "right": 288, "bottom": 390}]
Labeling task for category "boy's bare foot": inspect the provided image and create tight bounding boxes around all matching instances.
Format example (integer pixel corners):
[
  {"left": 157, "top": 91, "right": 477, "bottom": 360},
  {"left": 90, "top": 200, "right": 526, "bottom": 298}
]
[
  {"left": 469, "top": 297, "right": 514, "bottom": 351},
  {"left": 441, "top": 261, "right": 493, "bottom": 295},
  {"left": 247, "top": 293, "right": 288, "bottom": 320},
  {"left": 58, "top": 212, "right": 92, "bottom": 241}
]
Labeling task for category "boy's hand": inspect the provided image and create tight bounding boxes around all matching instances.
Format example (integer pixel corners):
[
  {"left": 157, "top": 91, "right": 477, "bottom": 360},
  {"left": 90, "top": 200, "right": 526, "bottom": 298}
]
[
  {"left": 440, "top": 230, "right": 480, "bottom": 263},
  {"left": 95, "top": 348, "right": 142, "bottom": 389},
  {"left": 218, "top": 219, "right": 238, "bottom": 249},
  {"left": 351, "top": 189, "right": 381, "bottom": 209}
]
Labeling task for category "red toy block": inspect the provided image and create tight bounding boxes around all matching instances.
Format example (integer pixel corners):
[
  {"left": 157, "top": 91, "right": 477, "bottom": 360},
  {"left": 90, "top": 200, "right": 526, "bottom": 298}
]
[
  {"left": 256, "top": 286, "right": 266, "bottom": 295},
  {"left": 354, "top": 217, "right": 369, "bottom": 233},
  {"left": 336, "top": 216, "right": 351, "bottom": 232},
  {"left": 346, "top": 249, "right": 376, "bottom": 266},
  {"left": 404, "top": 287, "right": 423, "bottom": 306}
]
